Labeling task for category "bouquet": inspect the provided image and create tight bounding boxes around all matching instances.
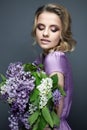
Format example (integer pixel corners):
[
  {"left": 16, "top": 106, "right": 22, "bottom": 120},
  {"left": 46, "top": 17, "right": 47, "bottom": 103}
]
[{"left": 0, "top": 62, "right": 66, "bottom": 130}]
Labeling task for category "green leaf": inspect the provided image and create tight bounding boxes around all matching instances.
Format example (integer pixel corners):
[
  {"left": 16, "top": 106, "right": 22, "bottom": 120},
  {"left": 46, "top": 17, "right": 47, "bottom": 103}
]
[
  {"left": 47, "top": 98, "right": 53, "bottom": 110},
  {"left": 40, "top": 71, "right": 47, "bottom": 79},
  {"left": 24, "top": 63, "right": 37, "bottom": 72},
  {"left": 37, "top": 116, "right": 47, "bottom": 130},
  {"left": 32, "top": 118, "right": 40, "bottom": 130},
  {"left": 24, "top": 63, "right": 44, "bottom": 73},
  {"left": 32, "top": 72, "right": 41, "bottom": 86},
  {"left": 28, "top": 110, "right": 39, "bottom": 125},
  {"left": 38, "top": 64, "right": 44, "bottom": 70},
  {"left": 51, "top": 74, "right": 58, "bottom": 89},
  {"left": 42, "top": 106, "right": 53, "bottom": 128},
  {"left": 51, "top": 111, "right": 60, "bottom": 126},
  {"left": 51, "top": 74, "right": 66, "bottom": 96},
  {"left": 58, "top": 85, "right": 66, "bottom": 96},
  {"left": 0, "top": 74, "right": 6, "bottom": 87},
  {"left": 30, "top": 89, "right": 39, "bottom": 102},
  {"left": 0, "top": 74, "right": 6, "bottom": 82},
  {"left": 47, "top": 91, "right": 52, "bottom": 100}
]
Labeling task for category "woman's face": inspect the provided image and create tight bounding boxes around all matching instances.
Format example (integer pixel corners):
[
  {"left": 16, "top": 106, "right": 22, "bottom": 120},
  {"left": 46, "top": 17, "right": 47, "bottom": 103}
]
[{"left": 35, "top": 11, "right": 62, "bottom": 51}]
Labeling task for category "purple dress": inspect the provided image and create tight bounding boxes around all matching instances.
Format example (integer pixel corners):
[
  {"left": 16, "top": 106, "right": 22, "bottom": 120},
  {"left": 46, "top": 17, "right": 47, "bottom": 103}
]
[{"left": 34, "top": 51, "right": 73, "bottom": 130}]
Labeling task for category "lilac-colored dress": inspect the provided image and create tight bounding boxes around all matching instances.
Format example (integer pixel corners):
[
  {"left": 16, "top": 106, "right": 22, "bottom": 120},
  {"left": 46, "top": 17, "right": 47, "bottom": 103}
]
[{"left": 34, "top": 51, "right": 73, "bottom": 130}]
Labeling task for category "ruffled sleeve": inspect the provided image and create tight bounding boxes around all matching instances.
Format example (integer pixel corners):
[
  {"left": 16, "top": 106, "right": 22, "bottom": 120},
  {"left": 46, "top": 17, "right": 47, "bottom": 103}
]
[{"left": 44, "top": 51, "right": 68, "bottom": 75}]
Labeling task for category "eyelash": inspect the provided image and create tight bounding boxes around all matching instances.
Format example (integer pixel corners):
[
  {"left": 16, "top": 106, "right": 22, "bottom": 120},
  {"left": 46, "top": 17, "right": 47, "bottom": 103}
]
[
  {"left": 37, "top": 24, "right": 59, "bottom": 32},
  {"left": 51, "top": 28, "right": 59, "bottom": 32},
  {"left": 37, "top": 25, "right": 44, "bottom": 30}
]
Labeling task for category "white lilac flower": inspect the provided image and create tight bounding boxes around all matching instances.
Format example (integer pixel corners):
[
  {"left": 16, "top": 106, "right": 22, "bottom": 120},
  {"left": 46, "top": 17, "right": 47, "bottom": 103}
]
[
  {"left": 37, "top": 78, "right": 52, "bottom": 92},
  {"left": 29, "top": 103, "right": 37, "bottom": 114},
  {"left": 37, "top": 77, "right": 53, "bottom": 108},
  {"left": 39, "top": 95, "right": 48, "bottom": 108},
  {"left": 0, "top": 84, "right": 7, "bottom": 94}
]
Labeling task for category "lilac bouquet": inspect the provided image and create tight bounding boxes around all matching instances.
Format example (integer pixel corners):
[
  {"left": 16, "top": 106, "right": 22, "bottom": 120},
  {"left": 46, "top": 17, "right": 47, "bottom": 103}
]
[{"left": 0, "top": 62, "right": 66, "bottom": 130}]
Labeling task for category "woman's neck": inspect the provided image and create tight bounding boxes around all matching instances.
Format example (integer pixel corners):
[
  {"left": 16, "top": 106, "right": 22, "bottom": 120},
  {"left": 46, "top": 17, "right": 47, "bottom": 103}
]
[{"left": 43, "top": 48, "right": 55, "bottom": 55}]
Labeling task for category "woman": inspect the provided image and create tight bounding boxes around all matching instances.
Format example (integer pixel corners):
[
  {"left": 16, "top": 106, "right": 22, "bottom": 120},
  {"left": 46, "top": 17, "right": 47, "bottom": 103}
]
[{"left": 32, "top": 3, "right": 76, "bottom": 130}]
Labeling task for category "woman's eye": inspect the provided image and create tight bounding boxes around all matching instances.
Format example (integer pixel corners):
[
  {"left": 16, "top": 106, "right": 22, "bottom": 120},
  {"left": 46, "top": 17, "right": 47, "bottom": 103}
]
[
  {"left": 51, "top": 26, "right": 59, "bottom": 32},
  {"left": 37, "top": 24, "right": 44, "bottom": 30}
]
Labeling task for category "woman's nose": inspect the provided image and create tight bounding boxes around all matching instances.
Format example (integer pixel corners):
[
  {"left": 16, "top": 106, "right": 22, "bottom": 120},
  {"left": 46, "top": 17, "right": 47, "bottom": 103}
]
[{"left": 43, "top": 28, "right": 49, "bottom": 37}]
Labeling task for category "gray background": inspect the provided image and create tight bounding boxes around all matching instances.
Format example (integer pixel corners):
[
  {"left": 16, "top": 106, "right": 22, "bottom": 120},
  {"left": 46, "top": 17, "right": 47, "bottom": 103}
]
[{"left": 0, "top": 0, "right": 87, "bottom": 130}]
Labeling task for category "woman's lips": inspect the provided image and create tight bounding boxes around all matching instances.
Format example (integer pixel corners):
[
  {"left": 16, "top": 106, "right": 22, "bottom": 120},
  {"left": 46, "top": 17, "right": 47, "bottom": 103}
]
[{"left": 41, "top": 39, "right": 51, "bottom": 44}]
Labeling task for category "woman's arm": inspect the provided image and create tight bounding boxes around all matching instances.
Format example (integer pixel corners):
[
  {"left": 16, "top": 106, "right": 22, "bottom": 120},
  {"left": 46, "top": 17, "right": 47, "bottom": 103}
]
[
  {"left": 50, "top": 71, "right": 64, "bottom": 117},
  {"left": 44, "top": 72, "right": 64, "bottom": 130}
]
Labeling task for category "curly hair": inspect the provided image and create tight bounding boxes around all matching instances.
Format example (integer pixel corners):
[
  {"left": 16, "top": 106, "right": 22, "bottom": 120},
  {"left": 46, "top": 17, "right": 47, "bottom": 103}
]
[{"left": 32, "top": 3, "right": 76, "bottom": 52}]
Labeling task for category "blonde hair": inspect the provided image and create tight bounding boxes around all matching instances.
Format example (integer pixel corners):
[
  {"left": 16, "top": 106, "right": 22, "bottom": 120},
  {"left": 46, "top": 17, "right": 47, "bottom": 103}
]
[{"left": 32, "top": 3, "right": 76, "bottom": 52}]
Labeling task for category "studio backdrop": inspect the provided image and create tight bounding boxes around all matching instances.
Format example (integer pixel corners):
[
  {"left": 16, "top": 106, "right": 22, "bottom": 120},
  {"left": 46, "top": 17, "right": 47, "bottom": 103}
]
[{"left": 0, "top": 0, "right": 87, "bottom": 130}]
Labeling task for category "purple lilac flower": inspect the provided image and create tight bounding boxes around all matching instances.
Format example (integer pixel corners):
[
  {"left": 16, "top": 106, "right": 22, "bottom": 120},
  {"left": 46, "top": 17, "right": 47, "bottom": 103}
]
[
  {"left": 32, "top": 61, "right": 43, "bottom": 72},
  {"left": 0, "top": 62, "right": 36, "bottom": 130},
  {"left": 8, "top": 112, "right": 30, "bottom": 130},
  {"left": 8, "top": 114, "right": 19, "bottom": 130},
  {"left": 1, "top": 72, "right": 35, "bottom": 113},
  {"left": 20, "top": 111, "right": 30, "bottom": 129},
  {"left": 53, "top": 89, "right": 62, "bottom": 106},
  {"left": 1, "top": 62, "right": 35, "bottom": 112},
  {"left": 6, "top": 62, "right": 23, "bottom": 78}
]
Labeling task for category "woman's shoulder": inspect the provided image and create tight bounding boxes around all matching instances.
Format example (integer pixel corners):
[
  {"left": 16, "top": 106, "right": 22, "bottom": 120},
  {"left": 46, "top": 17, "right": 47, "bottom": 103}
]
[
  {"left": 47, "top": 51, "right": 65, "bottom": 57},
  {"left": 45, "top": 51, "right": 67, "bottom": 62},
  {"left": 44, "top": 51, "right": 68, "bottom": 69},
  {"left": 44, "top": 51, "right": 68, "bottom": 75}
]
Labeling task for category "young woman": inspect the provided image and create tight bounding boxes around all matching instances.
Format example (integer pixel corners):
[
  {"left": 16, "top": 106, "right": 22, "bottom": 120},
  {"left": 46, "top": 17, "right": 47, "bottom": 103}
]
[{"left": 32, "top": 3, "right": 76, "bottom": 130}]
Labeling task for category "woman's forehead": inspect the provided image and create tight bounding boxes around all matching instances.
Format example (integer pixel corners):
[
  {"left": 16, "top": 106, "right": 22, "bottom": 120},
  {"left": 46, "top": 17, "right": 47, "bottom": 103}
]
[{"left": 37, "top": 12, "right": 62, "bottom": 26}]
